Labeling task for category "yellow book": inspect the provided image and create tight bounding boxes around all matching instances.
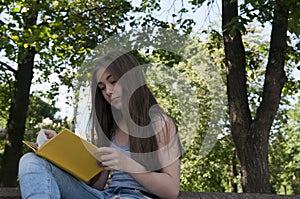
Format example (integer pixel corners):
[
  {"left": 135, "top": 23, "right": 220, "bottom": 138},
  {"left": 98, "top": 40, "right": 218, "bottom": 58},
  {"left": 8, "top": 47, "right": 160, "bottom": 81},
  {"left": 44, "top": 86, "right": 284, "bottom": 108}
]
[{"left": 23, "top": 129, "right": 103, "bottom": 183}]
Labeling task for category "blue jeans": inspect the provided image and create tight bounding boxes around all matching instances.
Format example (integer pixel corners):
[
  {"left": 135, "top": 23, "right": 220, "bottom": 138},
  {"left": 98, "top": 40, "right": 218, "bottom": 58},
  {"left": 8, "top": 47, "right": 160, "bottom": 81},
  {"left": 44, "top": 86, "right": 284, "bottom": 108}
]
[{"left": 18, "top": 153, "right": 153, "bottom": 199}]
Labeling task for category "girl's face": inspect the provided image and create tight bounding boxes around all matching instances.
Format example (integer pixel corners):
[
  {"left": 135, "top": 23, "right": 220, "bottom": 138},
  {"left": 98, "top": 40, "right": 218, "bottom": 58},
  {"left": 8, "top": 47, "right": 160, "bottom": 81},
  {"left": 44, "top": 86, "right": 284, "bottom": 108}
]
[{"left": 97, "top": 68, "right": 123, "bottom": 109}]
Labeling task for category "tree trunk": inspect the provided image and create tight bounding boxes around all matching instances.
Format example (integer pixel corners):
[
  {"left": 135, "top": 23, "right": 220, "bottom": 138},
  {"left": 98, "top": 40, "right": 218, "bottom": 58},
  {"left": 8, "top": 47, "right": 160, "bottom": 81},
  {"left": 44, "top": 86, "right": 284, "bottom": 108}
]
[
  {"left": 0, "top": 47, "right": 35, "bottom": 187},
  {"left": 0, "top": 7, "right": 37, "bottom": 186},
  {"left": 230, "top": 155, "right": 238, "bottom": 192},
  {"left": 222, "top": 0, "right": 288, "bottom": 193}
]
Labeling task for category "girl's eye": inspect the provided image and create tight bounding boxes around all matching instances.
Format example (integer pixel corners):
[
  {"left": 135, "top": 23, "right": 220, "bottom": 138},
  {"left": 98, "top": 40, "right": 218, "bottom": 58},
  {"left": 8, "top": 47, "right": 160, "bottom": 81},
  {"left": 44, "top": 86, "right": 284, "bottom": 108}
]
[{"left": 97, "top": 83, "right": 105, "bottom": 91}]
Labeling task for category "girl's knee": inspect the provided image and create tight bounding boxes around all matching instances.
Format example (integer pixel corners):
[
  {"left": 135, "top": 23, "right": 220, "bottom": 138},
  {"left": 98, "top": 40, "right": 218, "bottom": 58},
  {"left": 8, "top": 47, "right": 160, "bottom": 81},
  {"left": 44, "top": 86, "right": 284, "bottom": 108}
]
[
  {"left": 19, "top": 152, "right": 39, "bottom": 165},
  {"left": 19, "top": 153, "right": 44, "bottom": 174}
]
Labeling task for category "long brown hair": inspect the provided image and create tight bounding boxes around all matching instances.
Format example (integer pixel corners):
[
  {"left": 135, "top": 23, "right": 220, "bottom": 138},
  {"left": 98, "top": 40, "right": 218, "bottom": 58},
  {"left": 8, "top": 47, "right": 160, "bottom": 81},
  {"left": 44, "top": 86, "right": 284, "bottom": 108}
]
[{"left": 90, "top": 50, "right": 169, "bottom": 171}]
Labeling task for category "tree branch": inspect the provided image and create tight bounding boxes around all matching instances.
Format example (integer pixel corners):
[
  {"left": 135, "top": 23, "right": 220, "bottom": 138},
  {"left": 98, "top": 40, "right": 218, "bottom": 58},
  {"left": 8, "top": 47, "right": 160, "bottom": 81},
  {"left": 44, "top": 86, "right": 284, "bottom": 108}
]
[
  {"left": 255, "top": 0, "right": 289, "bottom": 129},
  {"left": 0, "top": 19, "right": 5, "bottom": 26},
  {"left": 0, "top": 61, "right": 17, "bottom": 74},
  {"left": 222, "top": 0, "right": 252, "bottom": 141}
]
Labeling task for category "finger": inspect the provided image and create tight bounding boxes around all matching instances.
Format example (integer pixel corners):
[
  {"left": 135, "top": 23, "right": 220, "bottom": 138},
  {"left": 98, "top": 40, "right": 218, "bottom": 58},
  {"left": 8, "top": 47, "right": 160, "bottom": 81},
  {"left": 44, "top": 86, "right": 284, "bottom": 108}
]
[
  {"left": 101, "top": 160, "right": 119, "bottom": 171},
  {"left": 44, "top": 130, "right": 57, "bottom": 138},
  {"left": 97, "top": 161, "right": 104, "bottom": 168},
  {"left": 101, "top": 159, "right": 116, "bottom": 166},
  {"left": 104, "top": 166, "right": 115, "bottom": 171},
  {"left": 97, "top": 161, "right": 111, "bottom": 170},
  {"left": 98, "top": 153, "right": 117, "bottom": 162},
  {"left": 93, "top": 147, "right": 112, "bottom": 160},
  {"left": 94, "top": 147, "right": 115, "bottom": 155}
]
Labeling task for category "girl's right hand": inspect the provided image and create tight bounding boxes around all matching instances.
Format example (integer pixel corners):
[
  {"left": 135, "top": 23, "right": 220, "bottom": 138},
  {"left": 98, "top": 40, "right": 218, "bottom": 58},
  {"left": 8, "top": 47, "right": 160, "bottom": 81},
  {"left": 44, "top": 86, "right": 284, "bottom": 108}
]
[
  {"left": 37, "top": 129, "right": 56, "bottom": 147},
  {"left": 94, "top": 147, "right": 146, "bottom": 173},
  {"left": 43, "top": 129, "right": 57, "bottom": 139}
]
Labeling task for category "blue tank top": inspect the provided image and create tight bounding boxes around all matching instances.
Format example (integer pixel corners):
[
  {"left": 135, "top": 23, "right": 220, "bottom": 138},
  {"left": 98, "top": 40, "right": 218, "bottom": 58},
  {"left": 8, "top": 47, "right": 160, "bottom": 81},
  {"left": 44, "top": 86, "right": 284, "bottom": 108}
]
[{"left": 108, "top": 135, "right": 151, "bottom": 193}]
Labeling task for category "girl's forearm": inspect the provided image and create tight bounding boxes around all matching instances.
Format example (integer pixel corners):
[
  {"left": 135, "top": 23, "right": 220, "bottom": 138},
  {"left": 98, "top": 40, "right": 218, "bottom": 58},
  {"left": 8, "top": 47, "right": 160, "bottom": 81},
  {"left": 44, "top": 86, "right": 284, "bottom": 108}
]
[{"left": 129, "top": 160, "right": 180, "bottom": 199}]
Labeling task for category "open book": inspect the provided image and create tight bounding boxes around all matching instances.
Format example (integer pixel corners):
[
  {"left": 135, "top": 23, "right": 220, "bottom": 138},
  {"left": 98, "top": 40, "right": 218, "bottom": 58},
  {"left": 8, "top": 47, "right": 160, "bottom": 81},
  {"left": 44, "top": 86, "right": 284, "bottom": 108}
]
[{"left": 23, "top": 129, "right": 103, "bottom": 183}]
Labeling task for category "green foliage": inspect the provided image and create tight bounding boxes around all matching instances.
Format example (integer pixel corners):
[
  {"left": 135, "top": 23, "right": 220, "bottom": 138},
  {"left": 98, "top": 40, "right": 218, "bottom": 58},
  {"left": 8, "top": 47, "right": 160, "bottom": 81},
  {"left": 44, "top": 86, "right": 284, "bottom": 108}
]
[
  {"left": 26, "top": 94, "right": 60, "bottom": 130},
  {"left": 188, "top": 0, "right": 212, "bottom": 8},
  {"left": 181, "top": 134, "right": 239, "bottom": 192},
  {"left": 0, "top": 81, "right": 13, "bottom": 129},
  {"left": 177, "top": 38, "right": 233, "bottom": 192},
  {"left": 133, "top": 0, "right": 170, "bottom": 30},
  {"left": 269, "top": 97, "right": 300, "bottom": 195},
  {"left": 140, "top": 34, "right": 234, "bottom": 191},
  {"left": 0, "top": 0, "right": 133, "bottom": 102}
]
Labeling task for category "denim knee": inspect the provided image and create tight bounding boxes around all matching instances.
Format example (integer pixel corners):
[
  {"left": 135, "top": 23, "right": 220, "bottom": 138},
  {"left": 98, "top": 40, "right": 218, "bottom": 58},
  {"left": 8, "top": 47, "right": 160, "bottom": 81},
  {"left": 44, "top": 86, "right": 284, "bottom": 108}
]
[{"left": 19, "top": 153, "right": 43, "bottom": 175}]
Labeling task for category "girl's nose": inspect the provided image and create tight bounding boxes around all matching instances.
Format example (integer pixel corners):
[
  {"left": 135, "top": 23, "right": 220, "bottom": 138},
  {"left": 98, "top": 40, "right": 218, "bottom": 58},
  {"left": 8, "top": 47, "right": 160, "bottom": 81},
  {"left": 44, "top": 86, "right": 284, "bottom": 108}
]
[{"left": 105, "top": 84, "right": 114, "bottom": 96}]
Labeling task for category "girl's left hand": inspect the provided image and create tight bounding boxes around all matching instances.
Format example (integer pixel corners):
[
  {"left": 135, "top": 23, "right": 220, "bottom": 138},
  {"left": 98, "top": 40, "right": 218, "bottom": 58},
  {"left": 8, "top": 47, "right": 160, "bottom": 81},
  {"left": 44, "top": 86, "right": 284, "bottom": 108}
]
[{"left": 94, "top": 147, "right": 146, "bottom": 173}]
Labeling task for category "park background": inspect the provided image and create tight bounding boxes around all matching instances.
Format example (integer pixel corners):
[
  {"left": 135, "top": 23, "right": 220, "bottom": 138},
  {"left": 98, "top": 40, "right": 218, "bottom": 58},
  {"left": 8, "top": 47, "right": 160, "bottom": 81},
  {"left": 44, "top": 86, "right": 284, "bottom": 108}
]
[{"left": 0, "top": 0, "right": 299, "bottom": 196}]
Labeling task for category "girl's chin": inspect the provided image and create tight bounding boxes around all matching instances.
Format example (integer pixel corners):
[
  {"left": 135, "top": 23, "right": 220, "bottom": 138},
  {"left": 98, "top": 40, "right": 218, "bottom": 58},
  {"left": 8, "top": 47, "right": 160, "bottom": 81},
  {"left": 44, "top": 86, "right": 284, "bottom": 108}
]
[{"left": 111, "top": 103, "right": 122, "bottom": 110}]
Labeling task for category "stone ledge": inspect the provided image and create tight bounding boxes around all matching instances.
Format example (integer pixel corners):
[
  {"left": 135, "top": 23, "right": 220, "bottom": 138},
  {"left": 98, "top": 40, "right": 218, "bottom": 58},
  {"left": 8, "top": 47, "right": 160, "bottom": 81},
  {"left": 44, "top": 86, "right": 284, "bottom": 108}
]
[
  {"left": 0, "top": 188, "right": 21, "bottom": 199},
  {"left": 0, "top": 188, "right": 299, "bottom": 199},
  {"left": 178, "top": 191, "right": 300, "bottom": 199}
]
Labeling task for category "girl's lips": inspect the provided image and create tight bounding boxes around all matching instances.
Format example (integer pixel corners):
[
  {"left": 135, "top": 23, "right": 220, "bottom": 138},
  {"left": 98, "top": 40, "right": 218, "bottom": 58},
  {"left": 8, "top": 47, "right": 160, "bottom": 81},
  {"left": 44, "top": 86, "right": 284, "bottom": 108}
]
[{"left": 111, "top": 96, "right": 120, "bottom": 102}]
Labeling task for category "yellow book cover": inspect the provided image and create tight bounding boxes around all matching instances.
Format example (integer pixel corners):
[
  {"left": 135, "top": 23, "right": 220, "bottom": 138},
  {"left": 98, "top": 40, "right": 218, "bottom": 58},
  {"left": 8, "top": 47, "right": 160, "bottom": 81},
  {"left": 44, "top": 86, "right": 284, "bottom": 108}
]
[{"left": 23, "top": 129, "right": 103, "bottom": 183}]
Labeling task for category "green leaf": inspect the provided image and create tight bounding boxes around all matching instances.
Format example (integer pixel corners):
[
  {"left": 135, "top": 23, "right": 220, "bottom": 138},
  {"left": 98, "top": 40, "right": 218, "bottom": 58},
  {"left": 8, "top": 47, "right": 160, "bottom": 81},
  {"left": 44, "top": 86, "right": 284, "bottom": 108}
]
[
  {"left": 23, "top": 43, "right": 29, "bottom": 48},
  {"left": 12, "top": 6, "right": 21, "bottom": 13},
  {"left": 11, "top": 35, "right": 19, "bottom": 41}
]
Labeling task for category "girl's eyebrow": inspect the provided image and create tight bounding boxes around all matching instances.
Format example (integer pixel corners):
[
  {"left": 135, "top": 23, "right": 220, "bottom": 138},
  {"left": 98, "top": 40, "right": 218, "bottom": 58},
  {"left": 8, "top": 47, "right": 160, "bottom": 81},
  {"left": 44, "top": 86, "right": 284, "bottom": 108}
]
[
  {"left": 106, "top": 74, "right": 113, "bottom": 81},
  {"left": 98, "top": 74, "right": 113, "bottom": 85}
]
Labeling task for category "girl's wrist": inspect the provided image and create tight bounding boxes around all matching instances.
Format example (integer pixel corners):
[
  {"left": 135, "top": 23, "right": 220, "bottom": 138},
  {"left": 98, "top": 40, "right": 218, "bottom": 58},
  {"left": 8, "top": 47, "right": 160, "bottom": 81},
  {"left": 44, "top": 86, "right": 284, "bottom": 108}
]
[{"left": 127, "top": 158, "right": 147, "bottom": 174}]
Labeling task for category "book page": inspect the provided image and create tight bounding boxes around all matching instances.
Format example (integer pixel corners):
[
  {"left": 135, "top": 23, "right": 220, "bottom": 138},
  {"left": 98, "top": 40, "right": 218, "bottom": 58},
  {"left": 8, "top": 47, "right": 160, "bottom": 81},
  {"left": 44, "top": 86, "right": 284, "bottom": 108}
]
[{"left": 23, "top": 141, "right": 38, "bottom": 151}]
